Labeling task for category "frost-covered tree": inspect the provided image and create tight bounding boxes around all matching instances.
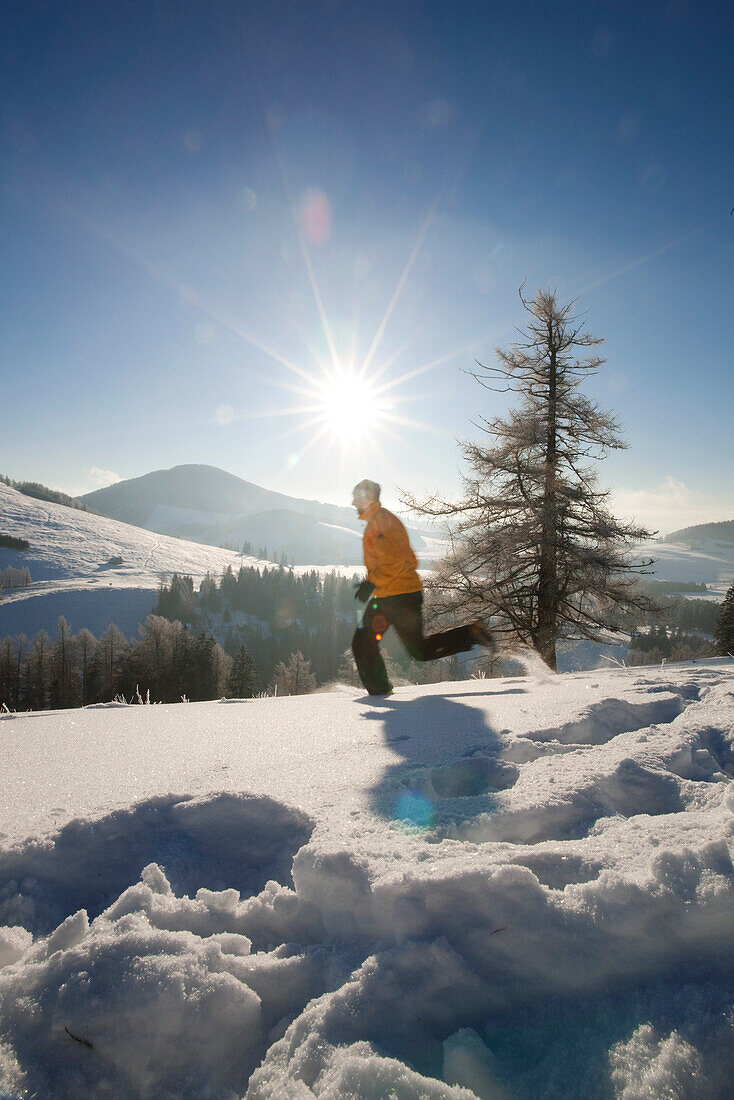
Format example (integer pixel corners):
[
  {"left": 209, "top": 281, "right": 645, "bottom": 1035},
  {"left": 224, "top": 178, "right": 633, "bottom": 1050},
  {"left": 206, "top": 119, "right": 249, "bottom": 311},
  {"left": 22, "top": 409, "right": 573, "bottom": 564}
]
[
  {"left": 404, "top": 288, "right": 656, "bottom": 670},
  {"left": 714, "top": 583, "right": 734, "bottom": 655},
  {"left": 208, "top": 637, "right": 232, "bottom": 699},
  {"left": 0, "top": 565, "right": 31, "bottom": 591},
  {"left": 272, "top": 651, "right": 317, "bottom": 696}
]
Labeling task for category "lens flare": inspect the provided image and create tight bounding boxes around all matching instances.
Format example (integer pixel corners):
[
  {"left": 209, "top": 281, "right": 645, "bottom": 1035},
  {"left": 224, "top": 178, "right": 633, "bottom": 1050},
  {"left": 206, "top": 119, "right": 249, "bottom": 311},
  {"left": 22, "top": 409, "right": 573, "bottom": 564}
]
[
  {"left": 394, "top": 791, "right": 435, "bottom": 830},
  {"left": 300, "top": 189, "right": 332, "bottom": 247}
]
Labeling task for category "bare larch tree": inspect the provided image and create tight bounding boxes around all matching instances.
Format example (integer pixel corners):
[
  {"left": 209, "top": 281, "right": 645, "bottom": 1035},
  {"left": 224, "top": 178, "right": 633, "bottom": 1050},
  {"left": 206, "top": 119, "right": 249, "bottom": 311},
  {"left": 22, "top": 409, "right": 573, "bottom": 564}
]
[{"left": 404, "top": 288, "right": 656, "bottom": 671}]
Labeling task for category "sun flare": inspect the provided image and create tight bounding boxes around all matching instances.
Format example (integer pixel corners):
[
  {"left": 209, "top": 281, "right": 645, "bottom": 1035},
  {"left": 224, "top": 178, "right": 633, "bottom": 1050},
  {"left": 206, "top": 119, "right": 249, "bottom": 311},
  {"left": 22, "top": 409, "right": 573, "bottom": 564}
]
[{"left": 316, "top": 372, "right": 387, "bottom": 442}]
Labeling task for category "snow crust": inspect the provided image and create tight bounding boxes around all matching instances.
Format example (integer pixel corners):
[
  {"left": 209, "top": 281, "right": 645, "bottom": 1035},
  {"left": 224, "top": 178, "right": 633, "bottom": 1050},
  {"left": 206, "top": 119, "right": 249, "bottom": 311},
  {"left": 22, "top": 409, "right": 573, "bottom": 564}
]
[{"left": 1, "top": 660, "right": 733, "bottom": 1097}]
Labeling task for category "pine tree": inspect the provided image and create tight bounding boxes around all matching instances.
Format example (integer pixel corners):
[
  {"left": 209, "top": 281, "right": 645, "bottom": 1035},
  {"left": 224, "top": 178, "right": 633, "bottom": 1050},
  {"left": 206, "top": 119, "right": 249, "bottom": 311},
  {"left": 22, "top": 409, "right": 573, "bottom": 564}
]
[
  {"left": 714, "top": 584, "right": 734, "bottom": 655},
  {"left": 155, "top": 574, "right": 197, "bottom": 625},
  {"left": 404, "top": 288, "right": 656, "bottom": 670},
  {"left": 199, "top": 573, "right": 221, "bottom": 615},
  {"left": 171, "top": 624, "right": 197, "bottom": 700},
  {"left": 24, "top": 629, "right": 52, "bottom": 710},
  {"left": 0, "top": 634, "right": 26, "bottom": 711},
  {"left": 227, "top": 643, "right": 260, "bottom": 698}
]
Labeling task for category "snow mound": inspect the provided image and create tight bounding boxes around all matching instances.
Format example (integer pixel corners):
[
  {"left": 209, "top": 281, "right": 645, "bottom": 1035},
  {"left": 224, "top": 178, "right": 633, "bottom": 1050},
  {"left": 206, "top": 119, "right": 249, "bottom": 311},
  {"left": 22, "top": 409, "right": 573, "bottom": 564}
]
[{"left": 0, "top": 793, "right": 313, "bottom": 936}]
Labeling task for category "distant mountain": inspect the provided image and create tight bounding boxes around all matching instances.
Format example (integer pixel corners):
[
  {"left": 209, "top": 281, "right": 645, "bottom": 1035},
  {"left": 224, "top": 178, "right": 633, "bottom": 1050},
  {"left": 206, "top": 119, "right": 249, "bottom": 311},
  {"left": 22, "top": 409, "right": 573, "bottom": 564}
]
[
  {"left": 663, "top": 520, "right": 734, "bottom": 546},
  {"left": 81, "top": 465, "right": 437, "bottom": 566},
  {"left": 82, "top": 465, "right": 312, "bottom": 526}
]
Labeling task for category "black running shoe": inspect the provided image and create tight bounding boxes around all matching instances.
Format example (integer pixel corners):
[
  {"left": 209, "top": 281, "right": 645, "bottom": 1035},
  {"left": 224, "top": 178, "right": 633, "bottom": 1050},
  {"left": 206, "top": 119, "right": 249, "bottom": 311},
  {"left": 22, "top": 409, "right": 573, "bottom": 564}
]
[{"left": 469, "top": 620, "right": 495, "bottom": 652}]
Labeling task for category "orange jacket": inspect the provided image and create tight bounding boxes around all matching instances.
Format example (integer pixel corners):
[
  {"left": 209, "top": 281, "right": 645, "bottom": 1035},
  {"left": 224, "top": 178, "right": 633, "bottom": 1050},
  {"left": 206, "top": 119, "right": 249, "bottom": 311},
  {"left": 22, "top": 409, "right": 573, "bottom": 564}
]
[{"left": 359, "top": 501, "right": 423, "bottom": 598}]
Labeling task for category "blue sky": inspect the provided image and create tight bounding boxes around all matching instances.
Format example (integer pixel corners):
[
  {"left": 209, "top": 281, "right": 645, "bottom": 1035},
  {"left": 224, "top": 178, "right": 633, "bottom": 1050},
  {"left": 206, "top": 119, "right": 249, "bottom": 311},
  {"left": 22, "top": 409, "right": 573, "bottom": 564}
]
[{"left": 2, "top": 0, "right": 733, "bottom": 534}]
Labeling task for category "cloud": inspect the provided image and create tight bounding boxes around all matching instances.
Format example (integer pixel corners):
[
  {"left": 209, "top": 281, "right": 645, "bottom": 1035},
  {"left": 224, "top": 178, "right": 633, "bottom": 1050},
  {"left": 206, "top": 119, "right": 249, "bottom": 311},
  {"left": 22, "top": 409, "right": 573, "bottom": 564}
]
[
  {"left": 610, "top": 478, "right": 732, "bottom": 535},
  {"left": 87, "top": 467, "right": 123, "bottom": 490}
]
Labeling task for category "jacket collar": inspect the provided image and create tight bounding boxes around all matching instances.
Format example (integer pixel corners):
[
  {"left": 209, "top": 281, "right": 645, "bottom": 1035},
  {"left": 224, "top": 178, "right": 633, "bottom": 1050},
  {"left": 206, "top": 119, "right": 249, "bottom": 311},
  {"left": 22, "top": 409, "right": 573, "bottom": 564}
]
[{"left": 359, "top": 500, "right": 381, "bottom": 522}]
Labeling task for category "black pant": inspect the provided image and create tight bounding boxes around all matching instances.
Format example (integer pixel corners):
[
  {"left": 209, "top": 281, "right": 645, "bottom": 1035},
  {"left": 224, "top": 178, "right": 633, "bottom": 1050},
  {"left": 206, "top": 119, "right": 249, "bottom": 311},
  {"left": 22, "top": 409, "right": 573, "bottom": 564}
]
[{"left": 352, "top": 590, "right": 474, "bottom": 695}]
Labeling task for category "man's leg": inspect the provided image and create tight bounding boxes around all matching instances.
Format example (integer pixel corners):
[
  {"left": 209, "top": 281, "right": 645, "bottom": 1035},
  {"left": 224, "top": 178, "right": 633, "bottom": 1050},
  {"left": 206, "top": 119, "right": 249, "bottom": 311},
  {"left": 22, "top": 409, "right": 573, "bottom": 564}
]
[
  {"left": 352, "top": 600, "right": 392, "bottom": 695},
  {"left": 389, "top": 592, "right": 475, "bottom": 661}
]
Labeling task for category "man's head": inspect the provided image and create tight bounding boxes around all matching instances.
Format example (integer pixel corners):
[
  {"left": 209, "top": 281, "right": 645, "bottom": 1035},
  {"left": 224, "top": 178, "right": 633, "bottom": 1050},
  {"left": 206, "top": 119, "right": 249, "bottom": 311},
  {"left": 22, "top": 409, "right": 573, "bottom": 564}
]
[{"left": 352, "top": 479, "right": 380, "bottom": 514}]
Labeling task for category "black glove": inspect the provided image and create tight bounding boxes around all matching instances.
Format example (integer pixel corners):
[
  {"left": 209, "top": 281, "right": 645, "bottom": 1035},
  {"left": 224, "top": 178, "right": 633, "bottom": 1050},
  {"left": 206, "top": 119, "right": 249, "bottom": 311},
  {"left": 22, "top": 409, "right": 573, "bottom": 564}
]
[{"left": 354, "top": 579, "right": 375, "bottom": 603}]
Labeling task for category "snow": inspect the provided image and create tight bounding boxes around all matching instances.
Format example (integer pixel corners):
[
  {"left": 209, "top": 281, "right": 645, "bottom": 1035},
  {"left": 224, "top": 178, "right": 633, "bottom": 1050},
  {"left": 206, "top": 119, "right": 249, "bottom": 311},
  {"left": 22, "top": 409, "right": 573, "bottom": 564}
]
[
  {"left": 1, "top": 659, "right": 733, "bottom": 1098},
  {"left": 0, "top": 483, "right": 266, "bottom": 638},
  {"left": 145, "top": 503, "right": 235, "bottom": 531},
  {"left": 638, "top": 538, "right": 734, "bottom": 591}
]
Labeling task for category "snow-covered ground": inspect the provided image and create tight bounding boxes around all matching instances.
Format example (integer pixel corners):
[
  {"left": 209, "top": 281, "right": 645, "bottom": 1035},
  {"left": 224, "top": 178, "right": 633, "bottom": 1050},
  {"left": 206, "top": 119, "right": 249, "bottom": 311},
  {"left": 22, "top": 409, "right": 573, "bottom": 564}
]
[
  {"left": 1, "top": 657, "right": 733, "bottom": 1098},
  {"left": 638, "top": 538, "right": 734, "bottom": 596},
  {"left": 0, "top": 483, "right": 266, "bottom": 638}
]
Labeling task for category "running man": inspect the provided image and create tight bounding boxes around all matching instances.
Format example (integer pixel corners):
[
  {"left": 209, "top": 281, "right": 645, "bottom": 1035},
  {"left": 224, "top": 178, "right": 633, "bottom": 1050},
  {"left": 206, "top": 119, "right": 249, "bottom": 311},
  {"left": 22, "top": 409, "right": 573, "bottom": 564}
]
[{"left": 351, "top": 479, "right": 494, "bottom": 696}]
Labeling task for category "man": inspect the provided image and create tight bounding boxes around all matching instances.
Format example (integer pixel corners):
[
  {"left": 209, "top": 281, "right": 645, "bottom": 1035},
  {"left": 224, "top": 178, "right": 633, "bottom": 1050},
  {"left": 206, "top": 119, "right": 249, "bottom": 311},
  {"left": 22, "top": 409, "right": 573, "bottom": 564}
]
[{"left": 351, "top": 479, "right": 495, "bottom": 696}]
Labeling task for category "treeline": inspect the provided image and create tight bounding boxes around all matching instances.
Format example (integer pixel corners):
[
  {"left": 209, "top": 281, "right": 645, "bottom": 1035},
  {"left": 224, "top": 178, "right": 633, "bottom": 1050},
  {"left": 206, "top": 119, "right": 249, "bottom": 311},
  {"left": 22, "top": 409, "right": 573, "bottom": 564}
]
[
  {"left": 0, "top": 535, "right": 30, "bottom": 551},
  {"left": 634, "top": 594, "right": 720, "bottom": 635},
  {"left": 642, "top": 580, "right": 708, "bottom": 595},
  {"left": 0, "top": 616, "right": 234, "bottom": 711},
  {"left": 0, "top": 473, "right": 96, "bottom": 513},
  {"left": 154, "top": 566, "right": 360, "bottom": 687},
  {"left": 663, "top": 521, "right": 734, "bottom": 546},
  {"left": 0, "top": 567, "right": 362, "bottom": 712},
  {"left": 155, "top": 565, "right": 487, "bottom": 690},
  {"left": 628, "top": 625, "right": 716, "bottom": 665},
  {"left": 229, "top": 541, "right": 292, "bottom": 568},
  {"left": 0, "top": 566, "right": 31, "bottom": 592}
]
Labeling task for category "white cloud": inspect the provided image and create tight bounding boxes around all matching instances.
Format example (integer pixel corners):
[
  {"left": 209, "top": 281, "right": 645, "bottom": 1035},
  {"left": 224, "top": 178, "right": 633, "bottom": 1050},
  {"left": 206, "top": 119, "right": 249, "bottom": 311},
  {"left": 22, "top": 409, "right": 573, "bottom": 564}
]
[
  {"left": 87, "top": 467, "right": 123, "bottom": 490},
  {"left": 610, "top": 478, "right": 733, "bottom": 536}
]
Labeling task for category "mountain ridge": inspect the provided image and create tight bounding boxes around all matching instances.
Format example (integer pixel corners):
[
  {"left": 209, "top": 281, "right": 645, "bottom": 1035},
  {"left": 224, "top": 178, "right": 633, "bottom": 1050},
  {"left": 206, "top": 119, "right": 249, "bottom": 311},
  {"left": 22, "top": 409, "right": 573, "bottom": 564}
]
[
  {"left": 663, "top": 519, "right": 734, "bottom": 545},
  {"left": 81, "top": 464, "right": 347, "bottom": 524},
  {"left": 81, "top": 464, "right": 436, "bottom": 565}
]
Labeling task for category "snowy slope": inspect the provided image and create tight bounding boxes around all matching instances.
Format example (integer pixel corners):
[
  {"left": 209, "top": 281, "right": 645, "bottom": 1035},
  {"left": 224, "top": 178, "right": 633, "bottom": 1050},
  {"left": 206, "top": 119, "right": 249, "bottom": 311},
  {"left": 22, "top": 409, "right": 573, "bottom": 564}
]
[
  {"left": 638, "top": 537, "right": 734, "bottom": 594},
  {"left": 0, "top": 483, "right": 264, "bottom": 638},
  {"left": 1, "top": 659, "right": 733, "bottom": 1098}
]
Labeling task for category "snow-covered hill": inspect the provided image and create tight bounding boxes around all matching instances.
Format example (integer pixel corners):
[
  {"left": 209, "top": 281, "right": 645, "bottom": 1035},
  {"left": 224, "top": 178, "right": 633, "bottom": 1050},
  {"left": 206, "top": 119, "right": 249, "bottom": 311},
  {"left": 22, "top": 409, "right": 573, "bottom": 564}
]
[
  {"left": 1, "top": 660, "right": 733, "bottom": 1098},
  {"left": 0, "top": 482, "right": 263, "bottom": 639},
  {"left": 80, "top": 464, "right": 438, "bottom": 567},
  {"left": 638, "top": 537, "right": 734, "bottom": 595}
]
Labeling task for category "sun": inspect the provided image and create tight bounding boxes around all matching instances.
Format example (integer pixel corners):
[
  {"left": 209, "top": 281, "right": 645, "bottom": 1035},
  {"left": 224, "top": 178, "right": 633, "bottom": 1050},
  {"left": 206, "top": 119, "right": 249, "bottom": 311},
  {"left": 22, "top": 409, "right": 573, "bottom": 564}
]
[{"left": 314, "top": 371, "right": 388, "bottom": 443}]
